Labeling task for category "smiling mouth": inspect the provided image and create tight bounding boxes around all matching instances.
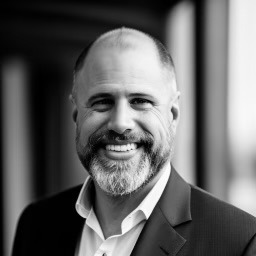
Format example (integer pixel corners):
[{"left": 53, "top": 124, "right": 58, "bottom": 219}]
[{"left": 105, "top": 143, "right": 138, "bottom": 152}]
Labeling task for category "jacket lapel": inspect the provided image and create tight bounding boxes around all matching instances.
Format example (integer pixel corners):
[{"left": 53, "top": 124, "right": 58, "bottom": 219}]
[{"left": 131, "top": 167, "right": 192, "bottom": 256}]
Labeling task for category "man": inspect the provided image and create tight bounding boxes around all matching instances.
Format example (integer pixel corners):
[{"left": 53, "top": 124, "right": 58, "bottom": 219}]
[{"left": 12, "top": 27, "right": 256, "bottom": 256}]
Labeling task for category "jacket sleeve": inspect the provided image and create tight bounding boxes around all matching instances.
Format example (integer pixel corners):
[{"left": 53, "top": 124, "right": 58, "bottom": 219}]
[{"left": 11, "top": 204, "right": 37, "bottom": 256}]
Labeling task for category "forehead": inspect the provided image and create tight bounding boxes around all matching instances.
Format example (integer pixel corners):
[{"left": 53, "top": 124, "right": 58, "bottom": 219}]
[{"left": 75, "top": 38, "right": 172, "bottom": 101}]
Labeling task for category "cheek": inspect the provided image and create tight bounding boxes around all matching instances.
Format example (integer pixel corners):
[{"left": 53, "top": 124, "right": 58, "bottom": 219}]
[
  {"left": 138, "top": 109, "right": 172, "bottom": 141},
  {"left": 77, "top": 110, "right": 108, "bottom": 144}
]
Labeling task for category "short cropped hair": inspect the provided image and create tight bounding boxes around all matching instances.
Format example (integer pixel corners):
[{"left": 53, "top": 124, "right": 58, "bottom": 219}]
[{"left": 71, "top": 27, "right": 176, "bottom": 101}]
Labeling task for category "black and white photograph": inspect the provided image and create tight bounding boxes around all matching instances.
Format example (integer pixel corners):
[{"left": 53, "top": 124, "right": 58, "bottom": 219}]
[{"left": 1, "top": 0, "right": 256, "bottom": 255}]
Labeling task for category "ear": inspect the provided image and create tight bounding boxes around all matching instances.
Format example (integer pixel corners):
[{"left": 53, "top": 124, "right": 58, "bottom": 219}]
[
  {"left": 69, "top": 94, "right": 78, "bottom": 123},
  {"left": 170, "top": 94, "right": 180, "bottom": 132}
]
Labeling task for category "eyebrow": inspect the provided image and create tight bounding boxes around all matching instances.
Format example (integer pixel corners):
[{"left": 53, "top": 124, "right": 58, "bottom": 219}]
[
  {"left": 87, "top": 93, "right": 113, "bottom": 104},
  {"left": 87, "top": 92, "right": 157, "bottom": 104},
  {"left": 129, "top": 93, "right": 156, "bottom": 99}
]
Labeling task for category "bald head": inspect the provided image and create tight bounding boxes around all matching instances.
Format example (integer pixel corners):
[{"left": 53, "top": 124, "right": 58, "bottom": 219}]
[{"left": 72, "top": 27, "right": 177, "bottom": 101}]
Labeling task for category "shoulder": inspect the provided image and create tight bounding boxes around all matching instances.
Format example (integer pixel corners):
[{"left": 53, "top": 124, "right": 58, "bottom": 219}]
[
  {"left": 190, "top": 184, "right": 256, "bottom": 236},
  {"left": 19, "top": 184, "right": 83, "bottom": 223},
  {"left": 12, "top": 185, "right": 84, "bottom": 256},
  {"left": 175, "top": 184, "right": 256, "bottom": 254}
]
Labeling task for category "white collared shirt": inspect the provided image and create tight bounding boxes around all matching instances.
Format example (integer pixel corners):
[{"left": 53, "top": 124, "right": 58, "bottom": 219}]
[{"left": 75, "top": 164, "right": 171, "bottom": 256}]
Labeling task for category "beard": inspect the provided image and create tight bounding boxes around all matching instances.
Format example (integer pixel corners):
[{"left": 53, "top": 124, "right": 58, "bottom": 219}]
[{"left": 76, "top": 127, "right": 175, "bottom": 197}]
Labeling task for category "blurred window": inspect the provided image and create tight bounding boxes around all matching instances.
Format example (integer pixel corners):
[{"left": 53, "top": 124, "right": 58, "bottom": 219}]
[{"left": 228, "top": 0, "right": 256, "bottom": 216}]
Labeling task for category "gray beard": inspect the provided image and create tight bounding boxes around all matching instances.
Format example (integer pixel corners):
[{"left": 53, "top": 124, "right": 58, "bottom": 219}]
[
  {"left": 89, "top": 151, "right": 153, "bottom": 196},
  {"left": 76, "top": 128, "right": 175, "bottom": 197}
]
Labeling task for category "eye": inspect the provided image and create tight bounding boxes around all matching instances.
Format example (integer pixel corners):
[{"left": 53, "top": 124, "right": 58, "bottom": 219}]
[
  {"left": 91, "top": 99, "right": 114, "bottom": 111},
  {"left": 130, "top": 98, "right": 153, "bottom": 110}
]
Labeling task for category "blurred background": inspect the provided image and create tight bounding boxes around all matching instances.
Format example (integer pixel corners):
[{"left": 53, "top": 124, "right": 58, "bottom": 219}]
[{"left": 1, "top": 0, "right": 256, "bottom": 255}]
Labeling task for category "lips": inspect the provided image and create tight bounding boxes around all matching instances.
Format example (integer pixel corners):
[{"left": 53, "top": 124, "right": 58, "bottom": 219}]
[{"left": 87, "top": 130, "right": 153, "bottom": 161}]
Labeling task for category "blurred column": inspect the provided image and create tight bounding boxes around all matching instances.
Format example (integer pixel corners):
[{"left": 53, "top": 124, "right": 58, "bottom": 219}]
[
  {"left": 2, "top": 59, "right": 34, "bottom": 256},
  {"left": 228, "top": 0, "right": 256, "bottom": 216},
  {"left": 166, "top": 0, "right": 196, "bottom": 184},
  {"left": 201, "top": 0, "right": 229, "bottom": 199}
]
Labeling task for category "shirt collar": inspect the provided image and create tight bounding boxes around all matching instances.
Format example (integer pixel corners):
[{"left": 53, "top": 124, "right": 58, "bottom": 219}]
[
  {"left": 75, "top": 163, "right": 171, "bottom": 220},
  {"left": 75, "top": 175, "right": 94, "bottom": 218}
]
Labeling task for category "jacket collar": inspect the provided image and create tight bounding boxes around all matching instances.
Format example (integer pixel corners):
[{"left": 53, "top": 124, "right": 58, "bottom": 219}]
[
  {"left": 159, "top": 166, "right": 192, "bottom": 227},
  {"left": 131, "top": 167, "right": 192, "bottom": 256}
]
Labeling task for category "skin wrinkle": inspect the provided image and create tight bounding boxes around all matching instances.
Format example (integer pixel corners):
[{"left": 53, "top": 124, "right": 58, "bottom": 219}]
[
  {"left": 73, "top": 28, "right": 180, "bottom": 198},
  {"left": 71, "top": 27, "right": 177, "bottom": 106},
  {"left": 77, "top": 81, "right": 175, "bottom": 124},
  {"left": 76, "top": 104, "right": 175, "bottom": 196},
  {"left": 85, "top": 87, "right": 164, "bottom": 105},
  {"left": 72, "top": 34, "right": 177, "bottom": 103},
  {"left": 81, "top": 104, "right": 169, "bottom": 144},
  {"left": 76, "top": 125, "right": 160, "bottom": 196},
  {"left": 77, "top": 83, "right": 173, "bottom": 114}
]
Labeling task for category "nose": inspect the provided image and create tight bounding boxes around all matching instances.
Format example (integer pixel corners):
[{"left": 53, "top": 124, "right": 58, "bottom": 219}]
[{"left": 107, "top": 100, "right": 135, "bottom": 134}]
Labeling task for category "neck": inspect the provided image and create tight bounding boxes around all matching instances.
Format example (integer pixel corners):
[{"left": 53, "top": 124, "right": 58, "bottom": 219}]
[{"left": 93, "top": 168, "right": 165, "bottom": 239}]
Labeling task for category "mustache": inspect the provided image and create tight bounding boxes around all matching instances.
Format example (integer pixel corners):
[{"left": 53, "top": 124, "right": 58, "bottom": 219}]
[{"left": 86, "top": 129, "right": 154, "bottom": 152}]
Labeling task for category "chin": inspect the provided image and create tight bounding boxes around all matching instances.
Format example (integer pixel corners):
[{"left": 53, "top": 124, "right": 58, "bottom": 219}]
[{"left": 89, "top": 154, "right": 154, "bottom": 196}]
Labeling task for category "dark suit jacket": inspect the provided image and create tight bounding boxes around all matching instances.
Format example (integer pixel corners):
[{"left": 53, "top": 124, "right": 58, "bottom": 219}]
[{"left": 12, "top": 168, "right": 256, "bottom": 256}]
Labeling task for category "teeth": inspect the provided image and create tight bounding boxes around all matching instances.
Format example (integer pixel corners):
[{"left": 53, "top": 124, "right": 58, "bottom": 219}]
[{"left": 106, "top": 143, "right": 138, "bottom": 152}]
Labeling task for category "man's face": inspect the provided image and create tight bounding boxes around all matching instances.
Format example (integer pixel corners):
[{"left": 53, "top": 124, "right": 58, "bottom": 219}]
[{"left": 74, "top": 42, "right": 179, "bottom": 196}]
